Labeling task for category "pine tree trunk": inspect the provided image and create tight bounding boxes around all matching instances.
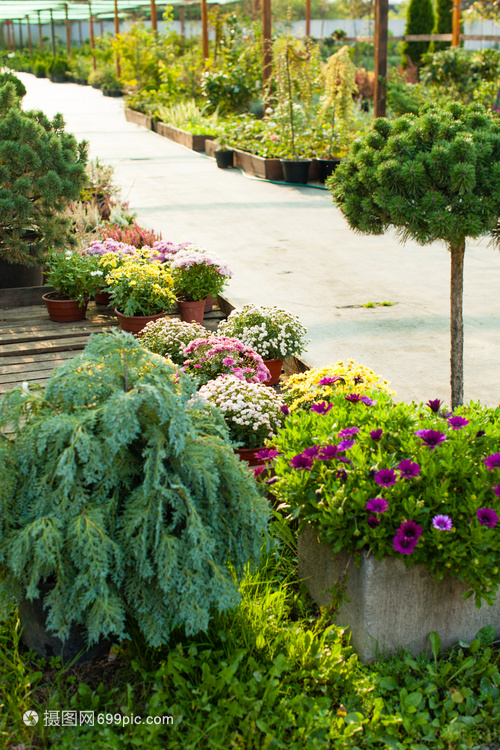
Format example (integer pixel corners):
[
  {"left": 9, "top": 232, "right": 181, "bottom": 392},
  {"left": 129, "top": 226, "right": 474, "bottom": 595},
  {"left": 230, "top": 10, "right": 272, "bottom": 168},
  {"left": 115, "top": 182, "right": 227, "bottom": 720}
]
[{"left": 450, "top": 240, "right": 465, "bottom": 410}]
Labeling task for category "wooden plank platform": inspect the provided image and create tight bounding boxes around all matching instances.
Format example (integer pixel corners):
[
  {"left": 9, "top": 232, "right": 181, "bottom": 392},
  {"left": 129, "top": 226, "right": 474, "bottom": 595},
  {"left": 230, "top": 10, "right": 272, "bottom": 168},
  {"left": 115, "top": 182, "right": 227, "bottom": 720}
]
[{"left": 0, "top": 300, "right": 226, "bottom": 396}]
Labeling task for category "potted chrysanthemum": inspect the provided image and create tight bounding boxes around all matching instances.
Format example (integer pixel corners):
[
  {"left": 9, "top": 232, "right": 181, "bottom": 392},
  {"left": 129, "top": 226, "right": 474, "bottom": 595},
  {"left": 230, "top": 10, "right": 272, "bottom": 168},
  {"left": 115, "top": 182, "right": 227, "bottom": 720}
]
[
  {"left": 271, "top": 387, "right": 500, "bottom": 660},
  {"left": 42, "top": 250, "right": 103, "bottom": 322},
  {"left": 218, "top": 305, "right": 309, "bottom": 385},
  {"left": 170, "top": 248, "right": 232, "bottom": 324},
  {"left": 181, "top": 336, "right": 270, "bottom": 387},
  {"left": 138, "top": 318, "right": 207, "bottom": 365},
  {"left": 196, "top": 374, "right": 286, "bottom": 464}
]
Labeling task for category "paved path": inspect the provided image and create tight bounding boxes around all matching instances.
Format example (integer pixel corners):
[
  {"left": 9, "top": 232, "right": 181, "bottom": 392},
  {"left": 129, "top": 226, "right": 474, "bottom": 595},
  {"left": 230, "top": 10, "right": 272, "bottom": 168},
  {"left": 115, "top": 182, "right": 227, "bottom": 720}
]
[{"left": 18, "top": 73, "right": 500, "bottom": 407}]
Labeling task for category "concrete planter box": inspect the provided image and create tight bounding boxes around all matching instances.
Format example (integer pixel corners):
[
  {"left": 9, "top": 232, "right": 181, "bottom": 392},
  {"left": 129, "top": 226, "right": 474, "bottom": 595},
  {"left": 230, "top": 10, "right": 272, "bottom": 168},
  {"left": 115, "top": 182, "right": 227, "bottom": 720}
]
[
  {"left": 299, "top": 525, "right": 500, "bottom": 662},
  {"left": 124, "top": 108, "right": 153, "bottom": 130},
  {"left": 153, "top": 122, "right": 215, "bottom": 152}
]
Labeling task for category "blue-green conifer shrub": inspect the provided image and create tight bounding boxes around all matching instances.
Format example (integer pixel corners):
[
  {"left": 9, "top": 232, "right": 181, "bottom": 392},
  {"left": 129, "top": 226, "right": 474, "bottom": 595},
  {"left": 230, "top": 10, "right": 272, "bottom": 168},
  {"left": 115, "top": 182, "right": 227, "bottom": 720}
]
[{"left": 0, "top": 331, "right": 270, "bottom": 647}]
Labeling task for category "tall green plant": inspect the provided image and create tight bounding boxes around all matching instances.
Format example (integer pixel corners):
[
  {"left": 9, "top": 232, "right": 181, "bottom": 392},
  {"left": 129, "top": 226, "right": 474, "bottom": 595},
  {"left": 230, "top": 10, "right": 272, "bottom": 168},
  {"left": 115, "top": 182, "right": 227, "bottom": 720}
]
[
  {"left": 0, "top": 83, "right": 87, "bottom": 265},
  {"left": 329, "top": 102, "right": 500, "bottom": 408},
  {"left": 0, "top": 331, "right": 270, "bottom": 647},
  {"left": 319, "top": 45, "right": 357, "bottom": 156},
  {"left": 401, "top": 0, "right": 435, "bottom": 68}
]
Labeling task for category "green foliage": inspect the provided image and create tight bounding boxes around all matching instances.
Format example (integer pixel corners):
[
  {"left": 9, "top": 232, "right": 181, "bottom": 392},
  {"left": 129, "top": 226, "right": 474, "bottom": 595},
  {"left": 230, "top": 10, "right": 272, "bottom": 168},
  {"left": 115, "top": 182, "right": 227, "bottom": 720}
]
[
  {"left": 0, "top": 331, "right": 270, "bottom": 648},
  {"left": 401, "top": 0, "right": 434, "bottom": 67},
  {"left": 0, "top": 82, "right": 88, "bottom": 265},
  {"left": 44, "top": 249, "right": 103, "bottom": 305},
  {"left": 218, "top": 304, "right": 309, "bottom": 360},
  {"left": 430, "top": 0, "right": 453, "bottom": 52},
  {"left": 329, "top": 101, "right": 500, "bottom": 248},
  {"left": 138, "top": 318, "right": 207, "bottom": 364},
  {"left": 420, "top": 47, "right": 500, "bottom": 103},
  {"left": 105, "top": 259, "right": 176, "bottom": 316},
  {"left": 319, "top": 46, "right": 358, "bottom": 155},
  {"left": 271, "top": 390, "right": 500, "bottom": 604},
  {"left": 0, "top": 70, "right": 26, "bottom": 99}
]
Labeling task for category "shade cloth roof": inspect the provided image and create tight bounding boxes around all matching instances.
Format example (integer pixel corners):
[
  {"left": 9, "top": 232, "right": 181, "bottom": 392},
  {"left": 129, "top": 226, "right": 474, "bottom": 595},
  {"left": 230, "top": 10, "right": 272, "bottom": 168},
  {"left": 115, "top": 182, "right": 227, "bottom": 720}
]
[{"left": 0, "top": 0, "right": 238, "bottom": 22}]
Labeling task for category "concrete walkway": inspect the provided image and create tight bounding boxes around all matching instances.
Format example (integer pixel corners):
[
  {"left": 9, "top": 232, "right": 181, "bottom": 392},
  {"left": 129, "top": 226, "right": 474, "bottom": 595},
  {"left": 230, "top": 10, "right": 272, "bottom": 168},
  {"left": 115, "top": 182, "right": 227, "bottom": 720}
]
[{"left": 18, "top": 73, "right": 500, "bottom": 407}]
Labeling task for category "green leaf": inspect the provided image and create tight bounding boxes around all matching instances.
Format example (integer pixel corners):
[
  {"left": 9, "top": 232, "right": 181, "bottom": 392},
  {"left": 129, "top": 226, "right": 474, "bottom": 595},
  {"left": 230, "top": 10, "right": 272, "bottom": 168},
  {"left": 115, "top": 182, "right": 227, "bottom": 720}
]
[{"left": 429, "top": 631, "right": 441, "bottom": 662}]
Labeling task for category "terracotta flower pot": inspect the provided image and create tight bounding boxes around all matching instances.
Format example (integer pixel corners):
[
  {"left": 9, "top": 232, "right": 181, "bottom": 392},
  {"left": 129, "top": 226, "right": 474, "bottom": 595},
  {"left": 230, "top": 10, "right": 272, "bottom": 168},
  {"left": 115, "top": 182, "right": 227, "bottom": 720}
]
[
  {"left": 262, "top": 358, "right": 284, "bottom": 386},
  {"left": 94, "top": 290, "right": 112, "bottom": 306},
  {"left": 115, "top": 309, "right": 166, "bottom": 334},
  {"left": 235, "top": 446, "right": 266, "bottom": 467},
  {"left": 43, "top": 292, "right": 88, "bottom": 322},
  {"left": 204, "top": 295, "right": 215, "bottom": 313},
  {"left": 178, "top": 298, "right": 206, "bottom": 325}
]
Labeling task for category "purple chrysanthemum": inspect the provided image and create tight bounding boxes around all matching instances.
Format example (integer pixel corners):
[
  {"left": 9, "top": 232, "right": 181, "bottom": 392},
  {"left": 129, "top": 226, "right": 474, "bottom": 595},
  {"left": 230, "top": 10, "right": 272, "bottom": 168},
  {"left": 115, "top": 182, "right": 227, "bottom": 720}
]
[
  {"left": 493, "top": 484, "right": 500, "bottom": 498},
  {"left": 310, "top": 402, "right": 334, "bottom": 415},
  {"left": 426, "top": 399, "right": 442, "bottom": 413},
  {"left": 397, "top": 520, "right": 423, "bottom": 541},
  {"left": 337, "top": 439, "right": 356, "bottom": 451},
  {"left": 290, "top": 454, "right": 314, "bottom": 470},
  {"left": 318, "top": 445, "right": 339, "bottom": 461},
  {"left": 370, "top": 429, "right": 383, "bottom": 441},
  {"left": 368, "top": 515, "right": 381, "bottom": 528},
  {"left": 318, "top": 376, "right": 342, "bottom": 386},
  {"left": 360, "top": 396, "right": 377, "bottom": 406},
  {"left": 397, "top": 459, "right": 421, "bottom": 478},
  {"left": 255, "top": 448, "right": 279, "bottom": 462},
  {"left": 374, "top": 468, "right": 398, "bottom": 487},
  {"left": 432, "top": 514, "right": 453, "bottom": 531},
  {"left": 476, "top": 507, "right": 499, "bottom": 528},
  {"left": 345, "top": 393, "right": 362, "bottom": 403},
  {"left": 415, "top": 429, "right": 447, "bottom": 449},
  {"left": 365, "top": 497, "right": 389, "bottom": 514},
  {"left": 484, "top": 454, "right": 500, "bottom": 471},
  {"left": 393, "top": 535, "right": 418, "bottom": 554},
  {"left": 338, "top": 427, "right": 360, "bottom": 439},
  {"left": 447, "top": 416, "right": 469, "bottom": 430},
  {"left": 303, "top": 445, "right": 321, "bottom": 458}
]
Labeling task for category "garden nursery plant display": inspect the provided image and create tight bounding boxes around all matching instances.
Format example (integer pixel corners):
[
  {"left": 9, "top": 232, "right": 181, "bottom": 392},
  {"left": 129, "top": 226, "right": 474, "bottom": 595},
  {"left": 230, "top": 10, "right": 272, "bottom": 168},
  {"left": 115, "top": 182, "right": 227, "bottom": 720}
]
[
  {"left": 181, "top": 336, "right": 271, "bottom": 387},
  {"left": 0, "top": 331, "right": 270, "bottom": 658}
]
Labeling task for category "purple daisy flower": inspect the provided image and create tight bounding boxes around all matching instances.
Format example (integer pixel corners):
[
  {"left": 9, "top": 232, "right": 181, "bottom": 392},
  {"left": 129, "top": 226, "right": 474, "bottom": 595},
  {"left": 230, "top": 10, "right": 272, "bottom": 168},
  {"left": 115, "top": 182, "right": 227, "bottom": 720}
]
[
  {"left": 345, "top": 393, "right": 362, "bottom": 403},
  {"left": 337, "top": 439, "right": 356, "bottom": 451},
  {"left": 493, "top": 484, "right": 500, "bottom": 498},
  {"left": 484, "top": 454, "right": 500, "bottom": 471},
  {"left": 370, "top": 429, "right": 383, "bottom": 441},
  {"left": 253, "top": 465, "right": 266, "bottom": 477},
  {"left": 365, "top": 497, "right": 389, "bottom": 514},
  {"left": 415, "top": 429, "right": 447, "bottom": 449},
  {"left": 360, "top": 396, "right": 377, "bottom": 406},
  {"left": 368, "top": 515, "right": 381, "bottom": 528},
  {"left": 393, "top": 535, "right": 418, "bottom": 554},
  {"left": 432, "top": 514, "right": 453, "bottom": 531},
  {"left": 374, "top": 468, "right": 397, "bottom": 487},
  {"left": 353, "top": 375, "right": 363, "bottom": 385},
  {"left": 318, "top": 445, "right": 339, "bottom": 461},
  {"left": 447, "top": 416, "right": 469, "bottom": 430},
  {"left": 338, "top": 427, "right": 360, "bottom": 439},
  {"left": 426, "top": 399, "right": 442, "bottom": 413},
  {"left": 397, "top": 459, "right": 421, "bottom": 478},
  {"left": 310, "top": 402, "right": 334, "bottom": 415},
  {"left": 266, "top": 476, "right": 278, "bottom": 486},
  {"left": 303, "top": 445, "right": 321, "bottom": 458},
  {"left": 280, "top": 404, "right": 290, "bottom": 416},
  {"left": 336, "top": 469, "right": 348, "bottom": 482},
  {"left": 476, "top": 507, "right": 499, "bottom": 528},
  {"left": 290, "top": 454, "right": 314, "bottom": 470},
  {"left": 318, "top": 376, "right": 342, "bottom": 386},
  {"left": 476, "top": 430, "right": 486, "bottom": 438},
  {"left": 255, "top": 448, "right": 279, "bottom": 462},
  {"left": 396, "top": 520, "right": 423, "bottom": 541}
]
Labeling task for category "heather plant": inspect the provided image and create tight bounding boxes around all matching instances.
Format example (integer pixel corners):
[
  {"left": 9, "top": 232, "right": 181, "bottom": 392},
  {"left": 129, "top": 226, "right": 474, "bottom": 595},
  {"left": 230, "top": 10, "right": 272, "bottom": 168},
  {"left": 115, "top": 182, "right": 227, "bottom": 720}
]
[
  {"left": 181, "top": 336, "right": 270, "bottom": 386},
  {"left": 282, "top": 360, "right": 395, "bottom": 411},
  {"left": 217, "top": 305, "right": 308, "bottom": 360},
  {"left": 0, "top": 82, "right": 87, "bottom": 266},
  {"left": 271, "top": 390, "right": 500, "bottom": 605},
  {"left": 97, "top": 221, "right": 162, "bottom": 248},
  {"left": 197, "top": 375, "right": 286, "bottom": 449},
  {"left": 0, "top": 331, "right": 270, "bottom": 648},
  {"left": 329, "top": 102, "right": 500, "bottom": 408},
  {"left": 138, "top": 318, "right": 207, "bottom": 364}
]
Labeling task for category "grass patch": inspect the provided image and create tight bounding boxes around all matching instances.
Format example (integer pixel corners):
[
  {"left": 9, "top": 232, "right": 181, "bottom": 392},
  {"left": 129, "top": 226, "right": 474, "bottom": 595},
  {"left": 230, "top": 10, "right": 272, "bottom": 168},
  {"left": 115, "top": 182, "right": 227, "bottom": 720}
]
[{"left": 1, "top": 527, "right": 500, "bottom": 749}]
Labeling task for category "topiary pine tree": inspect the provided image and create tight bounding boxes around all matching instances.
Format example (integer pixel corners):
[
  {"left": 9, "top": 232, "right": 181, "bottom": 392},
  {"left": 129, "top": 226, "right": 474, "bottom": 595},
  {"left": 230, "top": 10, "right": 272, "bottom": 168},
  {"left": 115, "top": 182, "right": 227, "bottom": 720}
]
[
  {"left": 401, "top": 0, "right": 435, "bottom": 68},
  {"left": 328, "top": 102, "right": 500, "bottom": 409},
  {"left": 0, "top": 330, "right": 270, "bottom": 648},
  {"left": 0, "top": 82, "right": 88, "bottom": 266}
]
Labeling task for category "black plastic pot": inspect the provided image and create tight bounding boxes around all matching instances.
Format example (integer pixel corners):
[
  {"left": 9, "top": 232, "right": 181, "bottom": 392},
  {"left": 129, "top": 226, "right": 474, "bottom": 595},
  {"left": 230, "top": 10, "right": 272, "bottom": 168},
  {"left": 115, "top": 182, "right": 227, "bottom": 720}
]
[
  {"left": 18, "top": 580, "right": 111, "bottom": 664},
  {"left": 316, "top": 158, "right": 342, "bottom": 184},
  {"left": 215, "top": 149, "right": 234, "bottom": 169},
  {"left": 280, "top": 159, "right": 311, "bottom": 185},
  {"left": 103, "top": 89, "right": 124, "bottom": 98}
]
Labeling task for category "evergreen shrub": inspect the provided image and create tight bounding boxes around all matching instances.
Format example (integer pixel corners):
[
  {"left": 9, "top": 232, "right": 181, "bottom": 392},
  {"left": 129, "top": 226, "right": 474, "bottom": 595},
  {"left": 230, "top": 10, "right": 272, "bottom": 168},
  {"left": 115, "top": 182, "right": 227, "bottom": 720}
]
[{"left": 0, "top": 331, "right": 270, "bottom": 647}]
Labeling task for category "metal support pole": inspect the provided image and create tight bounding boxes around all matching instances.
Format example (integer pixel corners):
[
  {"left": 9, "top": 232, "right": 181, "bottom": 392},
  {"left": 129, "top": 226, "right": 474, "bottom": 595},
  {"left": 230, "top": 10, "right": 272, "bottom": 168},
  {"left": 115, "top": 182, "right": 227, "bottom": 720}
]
[
  {"left": 114, "top": 0, "right": 121, "bottom": 78},
  {"left": 50, "top": 8, "right": 56, "bottom": 56},
  {"left": 26, "top": 15, "right": 33, "bottom": 55},
  {"left": 38, "top": 10, "right": 43, "bottom": 50},
  {"left": 373, "top": 0, "right": 388, "bottom": 118},
  {"left": 65, "top": 5, "right": 71, "bottom": 60},
  {"left": 89, "top": 3, "right": 96, "bottom": 70},
  {"left": 201, "top": 0, "right": 209, "bottom": 59},
  {"left": 6, "top": 20, "right": 11, "bottom": 52},
  {"left": 18, "top": 18, "right": 23, "bottom": 50}
]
